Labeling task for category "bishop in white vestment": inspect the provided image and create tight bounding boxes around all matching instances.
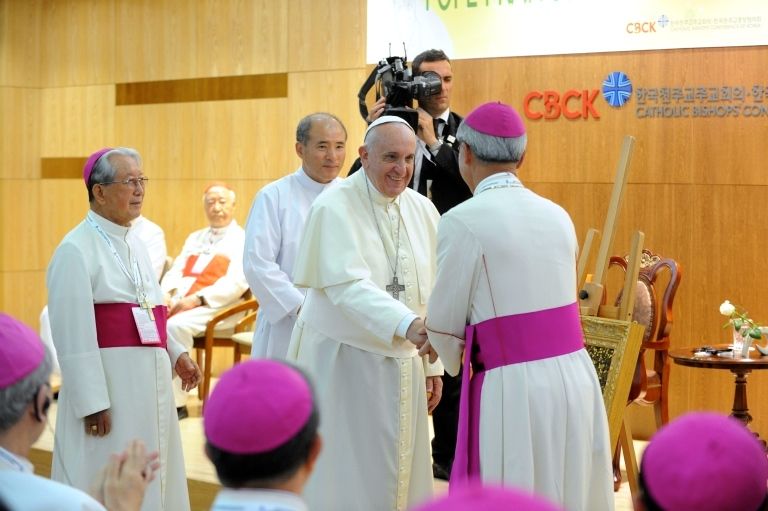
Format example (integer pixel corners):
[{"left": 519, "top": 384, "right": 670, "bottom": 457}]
[
  {"left": 47, "top": 148, "right": 199, "bottom": 511},
  {"left": 244, "top": 113, "right": 346, "bottom": 359},
  {"left": 424, "top": 103, "right": 614, "bottom": 511},
  {"left": 287, "top": 117, "right": 442, "bottom": 511},
  {"left": 39, "top": 214, "right": 167, "bottom": 378}
]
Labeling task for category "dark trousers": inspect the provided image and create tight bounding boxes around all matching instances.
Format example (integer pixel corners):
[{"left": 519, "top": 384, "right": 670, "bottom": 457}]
[{"left": 431, "top": 367, "right": 462, "bottom": 472}]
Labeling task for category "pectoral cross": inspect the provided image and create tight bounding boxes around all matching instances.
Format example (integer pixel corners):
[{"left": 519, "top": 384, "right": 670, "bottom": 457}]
[
  {"left": 140, "top": 297, "right": 155, "bottom": 321},
  {"left": 386, "top": 276, "right": 406, "bottom": 299}
]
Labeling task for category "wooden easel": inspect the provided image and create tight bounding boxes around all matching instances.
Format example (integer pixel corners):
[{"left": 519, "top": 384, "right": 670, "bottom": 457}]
[{"left": 577, "top": 135, "right": 645, "bottom": 500}]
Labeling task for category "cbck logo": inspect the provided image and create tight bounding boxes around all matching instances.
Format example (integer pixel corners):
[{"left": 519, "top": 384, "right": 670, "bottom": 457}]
[
  {"left": 602, "top": 72, "right": 633, "bottom": 108},
  {"left": 522, "top": 71, "right": 633, "bottom": 121}
]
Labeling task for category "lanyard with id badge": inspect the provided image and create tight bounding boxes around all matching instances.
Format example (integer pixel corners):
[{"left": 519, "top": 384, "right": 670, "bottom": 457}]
[{"left": 88, "top": 215, "right": 161, "bottom": 344}]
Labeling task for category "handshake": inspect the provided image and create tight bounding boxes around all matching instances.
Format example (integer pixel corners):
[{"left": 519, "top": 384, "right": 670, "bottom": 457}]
[{"left": 406, "top": 317, "right": 439, "bottom": 363}]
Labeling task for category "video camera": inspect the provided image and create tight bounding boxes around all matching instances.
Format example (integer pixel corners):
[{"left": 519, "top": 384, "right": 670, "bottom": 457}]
[{"left": 358, "top": 52, "right": 442, "bottom": 131}]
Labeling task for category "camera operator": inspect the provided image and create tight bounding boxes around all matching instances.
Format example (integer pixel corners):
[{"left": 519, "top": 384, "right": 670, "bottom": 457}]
[{"left": 352, "top": 49, "right": 472, "bottom": 215}]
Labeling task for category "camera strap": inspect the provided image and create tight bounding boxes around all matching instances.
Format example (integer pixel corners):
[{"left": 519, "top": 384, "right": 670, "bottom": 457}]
[{"left": 358, "top": 66, "right": 380, "bottom": 121}]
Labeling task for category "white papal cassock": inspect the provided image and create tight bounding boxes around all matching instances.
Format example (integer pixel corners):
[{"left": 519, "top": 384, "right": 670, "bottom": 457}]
[
  {"left": 426, "top": 173, "right": 614, "bottom": 511},
  {"left": 47, "top": 211, "right": 190, "bottom": 511},
  {"left": 243, "top": 167, "right": 338, "bottom": 359},
  {"left": 287, "top": 169, "right": 442, "bottom": 511}
]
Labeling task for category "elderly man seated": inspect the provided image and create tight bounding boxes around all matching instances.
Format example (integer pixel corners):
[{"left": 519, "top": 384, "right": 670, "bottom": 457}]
[{"left": 161, "top": 183, "right": 249, "bottom": 418}]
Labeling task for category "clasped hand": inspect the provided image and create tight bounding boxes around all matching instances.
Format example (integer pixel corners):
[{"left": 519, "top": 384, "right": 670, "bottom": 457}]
[
  {"left": 406, "top": 318, "right": 438, "bottom": 363},
  {"left": 168, "top": 294, "right": 200, "bottom": 317}
]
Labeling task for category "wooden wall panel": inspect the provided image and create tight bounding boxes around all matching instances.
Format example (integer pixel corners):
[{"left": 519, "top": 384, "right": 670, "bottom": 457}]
[
  {"left": 0, "top": 0, "right": 41, "bottom": 87},
  {"left": 114, "top": 0, "right": 196, "bottom": 83},
  {"left": 288, "top": 69, "right": 369, "bottom": 153},
  {"left": 141, "top": 179, "right": 266, "bottom": 261},
  {"left": 40, "top": 85, "right": 115, "bottom": 156},
  {"left": 0, "top": 180, "right": 43, "bottom": 271},
  {"left": 194, "top": 0, "right": 287, "bottom": 77},
  {"left": 0, "top": 180, "right": 88, "bottom": 272},
  {"left": 116, "top": 74, "right": 288, "bottom": 105},
  {"left": 691, "top": 118, "right": 768, "bottom": 186},
  {"left": 194, "top": 99, "right": 292, "bottom": 181},
  {"left": 38, "top": 180, "right": 91, "bottom": 264},
  {"left": 0, "top": 270, "right": 47, "bottom": 331},
  {"left": 113, "top": 102, "right": 196, "bottom": 180},
  {"left": 40, "top": 0, "right": 114, "bottom": 87},
  {"left": 114, "top": 99, "right": 293, "bottom": 182},
  {"left": 287, "top": 0, "right": 365, "bottom": 72},
  {"left": 115, "top": 0, "right": 288, "bottom": 83},
  {"left": 41, "top": 158, "right": 85, "bottom": 179},
  {"left": 0, "top": 87, "right": 41, "bottom": 179}
]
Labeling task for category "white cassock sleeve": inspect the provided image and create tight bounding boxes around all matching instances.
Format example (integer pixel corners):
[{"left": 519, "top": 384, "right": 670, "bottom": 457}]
[
  {"left": 294, "top": 200, "right": 416, "bottom": 347},
  {"left": 142, "top": 224, "right": 167, "bottom": 281},
  {"left": 243, "top": 190, "right": 304, "bottom": 324},
  {"left": 47, "top": 243, "right": 111, "bottom": 419},
  {"left": 426, "top": 213, "right": 483, "bottom": 376}
]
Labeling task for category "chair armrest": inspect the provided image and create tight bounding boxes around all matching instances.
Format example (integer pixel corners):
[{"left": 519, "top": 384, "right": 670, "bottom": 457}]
[
  {"left": 203, "top": 299, "right": 260, "bottom": 338},
  {"left": 234, "top": 311, "right": 259, "bottom": 334}
]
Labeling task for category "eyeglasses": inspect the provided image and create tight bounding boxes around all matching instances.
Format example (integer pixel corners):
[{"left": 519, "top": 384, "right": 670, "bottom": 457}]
[{"left": 98, "top": 177, "right": 149, "bottom": 189}]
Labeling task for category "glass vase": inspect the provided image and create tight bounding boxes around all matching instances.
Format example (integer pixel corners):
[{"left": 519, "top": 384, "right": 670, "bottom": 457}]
[
  {"left": 732, "top": 327, "right": 748, "bottom": 358},
  {"left": 741, "top": 335, "right": 753, "bottom": 358}
]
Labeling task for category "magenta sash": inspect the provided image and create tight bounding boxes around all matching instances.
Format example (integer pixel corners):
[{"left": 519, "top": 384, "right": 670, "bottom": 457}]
[
  {"left": 450, "top": 302, "right": 585, "bottom": 486},
  {"left": 94, "top": 303, "right": 167, "bottom": 349}
]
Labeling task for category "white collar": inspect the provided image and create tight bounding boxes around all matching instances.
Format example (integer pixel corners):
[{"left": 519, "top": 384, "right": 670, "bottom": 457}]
[
  {"left": 87, "top": 210, "right": 130, "bottom": 237},
  {"left": 474, "top": 172, "right": 524, "bottom": 195},
  {"left": 297, "top": 167, "right": 336, "bottom": 193},
  {"left": 0, "top": 445, "right": 34, "bottom": 473},
  {"left": 213, "top": 487, "right": 308, "bottom": 511},
  {"left": 209, "top": 220, "right": 237, "bottom": 235},
  {"left": 358, "top": 167, "right": 401, "bottom": 207}
]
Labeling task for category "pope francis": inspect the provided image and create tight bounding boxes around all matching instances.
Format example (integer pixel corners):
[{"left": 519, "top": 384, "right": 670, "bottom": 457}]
[{"left": 287, "top": 116, "right": 443, "bottom": 511}]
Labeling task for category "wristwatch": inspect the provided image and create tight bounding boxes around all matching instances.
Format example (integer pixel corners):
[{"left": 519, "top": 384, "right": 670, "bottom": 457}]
[{"left": 196, "top": 294, "right": 207, "bottom": 307}]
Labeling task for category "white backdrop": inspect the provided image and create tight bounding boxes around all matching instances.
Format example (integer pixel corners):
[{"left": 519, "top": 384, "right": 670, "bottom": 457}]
[{"left": 367, "top": 0, "right": 768, "bottom": 63}]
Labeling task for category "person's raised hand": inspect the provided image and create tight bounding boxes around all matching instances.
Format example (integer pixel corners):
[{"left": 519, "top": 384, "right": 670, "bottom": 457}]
[
  {"left": 415, "top": 108, "right": 438, "bottom": 146},
  {"left": 101, "top": 440, "right": 159, "bottom": 511},
  {"left": 366, "top": 96, "right": 388, "bottom": 123}
]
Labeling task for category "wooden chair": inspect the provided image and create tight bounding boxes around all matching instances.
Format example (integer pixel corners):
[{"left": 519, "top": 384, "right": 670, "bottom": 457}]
[
  {"left": 192, "top": 296, "right": 259, "bottom": 404},
  {"left": 608, "top": 248, "right": 681, "bottom": 489},
  {"left": 230, "top": 309, "right": 258, "bottom": 362}
]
